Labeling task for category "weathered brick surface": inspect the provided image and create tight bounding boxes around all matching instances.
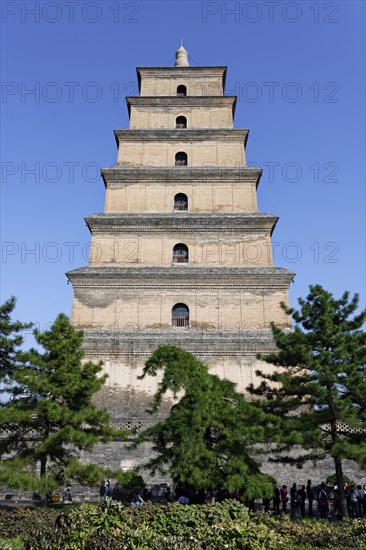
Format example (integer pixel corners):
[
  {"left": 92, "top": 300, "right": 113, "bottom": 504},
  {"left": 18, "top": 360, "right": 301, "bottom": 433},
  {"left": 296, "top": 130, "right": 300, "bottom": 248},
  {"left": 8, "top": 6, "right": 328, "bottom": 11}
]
[{"left": 81, "top": 441, "right": 366, "bottom": 490}]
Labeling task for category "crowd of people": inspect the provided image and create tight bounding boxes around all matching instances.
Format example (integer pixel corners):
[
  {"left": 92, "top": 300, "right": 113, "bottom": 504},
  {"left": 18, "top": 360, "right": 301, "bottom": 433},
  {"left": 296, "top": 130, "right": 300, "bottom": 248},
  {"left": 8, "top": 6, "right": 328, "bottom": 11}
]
[
  {"left": 97, "top": 478, "right": 366, "bottom": 519},
  {"left": 271, "top": 480, "right": 366, "bottom": 519},
  {"left": 274, "top": 480, "right": 325, "bottom": 519}
]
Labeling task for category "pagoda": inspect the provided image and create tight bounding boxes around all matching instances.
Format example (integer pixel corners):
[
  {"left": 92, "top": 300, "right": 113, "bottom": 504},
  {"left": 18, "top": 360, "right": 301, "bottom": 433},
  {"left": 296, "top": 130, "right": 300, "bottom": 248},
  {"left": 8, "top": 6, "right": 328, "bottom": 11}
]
[{"left": 67, "top": 46, "right": 294, "bottom": 464}]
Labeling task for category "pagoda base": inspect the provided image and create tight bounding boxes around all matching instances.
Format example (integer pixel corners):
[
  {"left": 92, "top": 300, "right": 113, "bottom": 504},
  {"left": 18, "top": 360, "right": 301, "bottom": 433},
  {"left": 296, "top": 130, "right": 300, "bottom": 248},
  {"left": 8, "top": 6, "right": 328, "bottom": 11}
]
[{"left": 82, "top": 328, "right": 277, "bottom": 430}]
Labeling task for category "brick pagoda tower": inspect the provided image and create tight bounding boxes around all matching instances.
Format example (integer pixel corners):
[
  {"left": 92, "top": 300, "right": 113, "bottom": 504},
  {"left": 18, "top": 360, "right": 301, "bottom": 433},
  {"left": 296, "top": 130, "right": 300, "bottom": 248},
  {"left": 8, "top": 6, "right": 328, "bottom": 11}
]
[{"left": 67, "top": 46, "right": 294, "bottom": 467}]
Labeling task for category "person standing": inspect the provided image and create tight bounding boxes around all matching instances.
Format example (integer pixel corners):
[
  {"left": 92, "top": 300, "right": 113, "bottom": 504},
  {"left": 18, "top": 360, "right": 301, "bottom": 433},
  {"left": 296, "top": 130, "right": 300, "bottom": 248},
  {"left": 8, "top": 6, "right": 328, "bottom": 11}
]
[
  {"left": 306, "top": 480, "right": 314, "bottom": 517},
  {"left": 349, "top": 485, "right": 358, "bottom": 518},
  {"left": 362, "top": 484, "right": 366, "bottom": 518},
  {"left": 290, "top": 483, "right": 297, "bottom": 500},
  {"left": 273, "top": 486, "right": 281, "bottom": 515},
  {"left": 104, "top": 478, "right": 111, "bottom": 497},
  {"left": 317, "top": 482, "right": 329, "bottom": 520},
  {"left": 280, "top": 485, "right": 288, "bottom": 514},
  {"left": 332, "top": 485, "right": 341, "bottom": 519},
  {"left": 356, "top": 485, "right": 364, "bottom": 518},
  {"left": 298, "top": 485, "right": 306, "bottom": 518},
  {"left": 344, "top": 482, "right": 350, "bottom": 516},
  {"left": 290, "top": 484, "right": 301, "bottom": 520}
]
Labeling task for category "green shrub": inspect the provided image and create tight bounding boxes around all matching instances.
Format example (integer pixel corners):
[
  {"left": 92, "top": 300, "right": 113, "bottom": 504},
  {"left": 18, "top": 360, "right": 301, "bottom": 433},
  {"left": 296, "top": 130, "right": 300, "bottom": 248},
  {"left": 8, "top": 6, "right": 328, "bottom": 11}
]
[
  {"left": 281, "top": 546, "right": 364, "bottom": 550},
  {"left": 23, "top": 500, "right": 281, "bottom": 549},
  {"left": 0, "top": 508, "right": 60, "bottom": 541},
  {"left": 0, "top": 539, "right": 23, "bottom": 550},
  {"left": 3, "top": 500, "right": 366, "bottom": 550},
  {"left": 273, "top": 516, "right": 366, "bottom": 549}
]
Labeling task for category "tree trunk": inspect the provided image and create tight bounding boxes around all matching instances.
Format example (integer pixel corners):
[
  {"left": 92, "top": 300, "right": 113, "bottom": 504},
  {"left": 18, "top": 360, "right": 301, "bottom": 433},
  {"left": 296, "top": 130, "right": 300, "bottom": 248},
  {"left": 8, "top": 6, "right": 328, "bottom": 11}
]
[
  {"left": 329, "top": 403, "right": 348, "bottom": 519},
  {"left": 40, "top": 456, "right": 47, "bottom": 477},
  {"left": 334, "top": 455, "right": 348, "bottom": 519}
]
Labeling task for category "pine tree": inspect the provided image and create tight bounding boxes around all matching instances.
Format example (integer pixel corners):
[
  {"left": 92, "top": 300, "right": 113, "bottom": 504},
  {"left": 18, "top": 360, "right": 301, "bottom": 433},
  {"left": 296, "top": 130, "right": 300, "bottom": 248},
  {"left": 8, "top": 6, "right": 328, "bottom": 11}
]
[
  {"left": 0, "top": 296, "right": 31, "bottom": 394},
  {"left": 0, "top": 313, "right": 126, "bottom": 493},
  {"left": 249, "top": 285, "right": 366, "bottom": 518},
  {"left": 131, "top": 345, "right": 275, "bottom": 499}
]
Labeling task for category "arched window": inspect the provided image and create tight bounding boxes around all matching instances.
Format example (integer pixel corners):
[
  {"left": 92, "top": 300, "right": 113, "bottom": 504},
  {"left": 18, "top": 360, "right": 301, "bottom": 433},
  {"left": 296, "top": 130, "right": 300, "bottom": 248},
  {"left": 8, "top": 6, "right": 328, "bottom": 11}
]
[
  {"left": 177, "top": 85, "right": 187, "bottom": 96},
  {"left": 175, "top": 116, "right": 187, "bottom": 129},
  {"left": 174, "top": 193, "right": 188, "bottom": 211},
  {"left": 172, "top": 303, "right": 189, "bottom": 327},
  {"left": 175, "top": 152, "right": 187, "bottom": 166},
  {"left": 173, "top": 243, "right": 188, "bottom": 264}
]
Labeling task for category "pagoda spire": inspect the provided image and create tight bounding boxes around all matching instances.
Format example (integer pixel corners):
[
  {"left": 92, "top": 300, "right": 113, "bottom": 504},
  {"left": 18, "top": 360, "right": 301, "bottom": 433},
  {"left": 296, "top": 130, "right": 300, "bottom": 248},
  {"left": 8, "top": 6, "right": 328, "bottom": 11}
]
[{"left": 175, "top": 43, "right": 189, "bottom": 67}]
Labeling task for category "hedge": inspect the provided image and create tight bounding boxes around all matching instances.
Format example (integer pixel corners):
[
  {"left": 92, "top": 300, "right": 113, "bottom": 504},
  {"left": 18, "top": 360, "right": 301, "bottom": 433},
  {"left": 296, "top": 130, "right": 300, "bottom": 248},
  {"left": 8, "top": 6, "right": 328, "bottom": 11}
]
[{"left": 1, "top": 500, "right": 365, "bottom": 549}]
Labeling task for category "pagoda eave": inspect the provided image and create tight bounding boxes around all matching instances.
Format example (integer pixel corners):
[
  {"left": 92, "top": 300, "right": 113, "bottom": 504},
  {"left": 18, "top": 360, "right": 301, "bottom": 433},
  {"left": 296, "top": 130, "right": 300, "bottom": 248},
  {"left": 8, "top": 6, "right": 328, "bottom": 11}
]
[
  {"left": 126, "top": 96, "right": 237, "bottom": 119},
  {"left": 101, "top": 166, "right": 262, "bottom": 188},
  {"left": 114, "top": 128, "right": 249, "bottom": 145},
  {"left": 66, "top": 266, "right": 295, "bottom": 290},
  {"left": 81, "top": 328, "right": 278, "bottom": 358},
  {"left": 85, "top": 213, "right": 278, "bottom": 235}
]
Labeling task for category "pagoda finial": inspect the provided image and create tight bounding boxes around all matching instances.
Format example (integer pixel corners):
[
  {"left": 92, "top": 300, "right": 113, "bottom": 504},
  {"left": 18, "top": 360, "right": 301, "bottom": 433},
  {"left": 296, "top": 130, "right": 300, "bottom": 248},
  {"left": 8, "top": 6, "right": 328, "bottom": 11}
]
[{"left": 175, "top": 42, "right": 189, "bottom": 67}]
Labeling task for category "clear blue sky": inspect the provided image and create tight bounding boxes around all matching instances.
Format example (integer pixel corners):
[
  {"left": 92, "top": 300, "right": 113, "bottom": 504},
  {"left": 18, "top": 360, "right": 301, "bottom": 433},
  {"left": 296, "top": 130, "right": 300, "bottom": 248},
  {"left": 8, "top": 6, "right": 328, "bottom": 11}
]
[{"left": 1, "top": 0, "right": 365, "bottom": 334}]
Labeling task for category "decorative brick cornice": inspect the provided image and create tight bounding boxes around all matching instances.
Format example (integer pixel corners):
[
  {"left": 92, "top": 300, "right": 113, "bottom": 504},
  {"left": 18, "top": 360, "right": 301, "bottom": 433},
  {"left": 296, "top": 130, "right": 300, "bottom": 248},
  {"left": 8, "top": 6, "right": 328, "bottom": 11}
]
[
  {"left": 66, "top": 266, "right": 295, "bottom": 291},
  {"left": 101, "top": 166, "right": 262, "bottom": 188},
  {"left": 84, "top": 349, "right": 269, "bottom": 358},
  {"left": 126, "top": 96, "right": 236, "bottom": 107},
  {"left": 126, "top": 96, "right": 237, "bottom": 118},
  {"left": 137, "top": 67, "right": 227, "bottom": 76},
  {"left": 114, "top": 128, "right": 248, "bottom": 144},
  {"left": 87, "top": 227, "right": 271, "bottom": 235},
  {"left": 82, "top": 328, "right": 274, "bottom": 339},
  {"left": 71, "top": 284, "right": 290, "bottom": 292},
  {"left": 85, "top": 213, "right": 278, "bottom": 236},
  {"left": 80, "top": 327, "right": 278, "bottom": 357}
]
